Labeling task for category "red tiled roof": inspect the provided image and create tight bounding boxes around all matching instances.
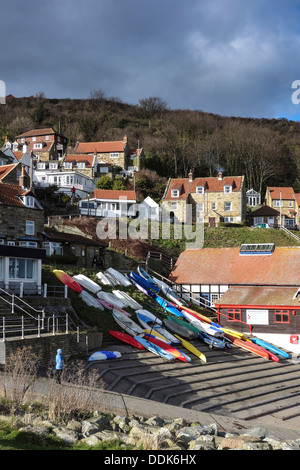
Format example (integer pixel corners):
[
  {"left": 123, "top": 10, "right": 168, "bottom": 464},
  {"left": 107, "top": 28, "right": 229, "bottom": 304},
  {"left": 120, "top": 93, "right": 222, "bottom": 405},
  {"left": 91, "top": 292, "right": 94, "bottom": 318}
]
[
  {"left": 65, "top": 154, "right": 95, "bottom": 167},
  {"left": 0, "top": 163, "right": 18, "bottom": 180},
  {"left": 164, "top": 176, "right": 244, "bottom": 200},
  {"left": 267, "top": 187, "right": 295, "bottom": 200},
  {"left": 76, "top": 141, "right": 125, "bottom": 154},
  {"left": 215, "top": 286, "right": 300, "bottom": 308},
  {"left": 169, "top": 247, "right": 300, "bottom": 286},
  {"left": 93, "top": 189, "right": 136, "bottom": 201},
  {"left": 16, "top": 128, "right": 56, "bottom": 138},
  {"left": 0, "top": 183, "right": 32, "bottom": 207}
]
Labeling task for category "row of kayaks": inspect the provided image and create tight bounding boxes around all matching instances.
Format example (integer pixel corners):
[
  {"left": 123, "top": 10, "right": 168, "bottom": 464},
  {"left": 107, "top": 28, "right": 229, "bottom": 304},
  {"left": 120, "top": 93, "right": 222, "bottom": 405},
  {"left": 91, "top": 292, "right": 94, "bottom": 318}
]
[{"left": 53, "top": 267, "right": 290, "bottom": 363}]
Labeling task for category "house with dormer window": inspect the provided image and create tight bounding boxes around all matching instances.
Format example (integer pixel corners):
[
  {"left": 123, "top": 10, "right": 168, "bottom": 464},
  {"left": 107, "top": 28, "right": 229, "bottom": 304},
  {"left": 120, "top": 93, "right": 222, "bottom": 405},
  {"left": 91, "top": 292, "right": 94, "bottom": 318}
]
[
  {"left": 265, "top": 186, "right": 300, "bottom": 228},
  {"left": 0, "top": 182, "right": 45, "bottom": 295},
  {"left": 161, "top": 170, "right": 246, "bottom": 226},
  {"left": 15, "top": 128, "right": 68, "bottom": 161}
]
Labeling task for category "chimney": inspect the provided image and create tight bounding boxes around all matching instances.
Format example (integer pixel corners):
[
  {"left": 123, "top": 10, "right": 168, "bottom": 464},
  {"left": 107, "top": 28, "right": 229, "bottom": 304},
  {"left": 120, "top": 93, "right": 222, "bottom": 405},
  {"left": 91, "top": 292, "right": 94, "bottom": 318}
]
[
  {"left": 218, "top": 170, "right": 223, "bottom": 180},
  {"left": 19, "top": 165, "right": 29, "bottom": 189},
  {"left": 123, "top": 135, "right": 128, "bottom": 144},
  {"left": 188, "top": 169, "right": 193, "bottom": 182}
]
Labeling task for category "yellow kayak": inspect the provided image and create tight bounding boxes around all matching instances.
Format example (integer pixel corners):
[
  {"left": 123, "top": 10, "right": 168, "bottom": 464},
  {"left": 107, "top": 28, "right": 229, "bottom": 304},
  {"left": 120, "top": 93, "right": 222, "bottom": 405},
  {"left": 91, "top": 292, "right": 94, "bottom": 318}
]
[
  {"left": 143, "top": 329, "right": 170, "bottom": 343},
  {"left": 175, "top": 334, "right": 207, "bottom": 363}
]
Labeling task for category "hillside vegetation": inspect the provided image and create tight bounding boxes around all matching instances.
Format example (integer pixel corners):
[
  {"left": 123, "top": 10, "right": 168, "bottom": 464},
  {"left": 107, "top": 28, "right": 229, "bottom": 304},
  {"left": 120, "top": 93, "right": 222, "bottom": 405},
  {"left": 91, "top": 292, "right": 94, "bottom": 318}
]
[{"left": 1, "top": 93, "right": 300, "bottom": 198}]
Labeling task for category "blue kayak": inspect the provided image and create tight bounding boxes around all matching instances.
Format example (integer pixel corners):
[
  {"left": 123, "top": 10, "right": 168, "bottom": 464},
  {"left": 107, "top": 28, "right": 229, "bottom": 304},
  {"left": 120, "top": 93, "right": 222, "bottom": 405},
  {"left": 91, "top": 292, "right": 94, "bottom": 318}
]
[
  {"left": 251, "top": 338, "right": 290, "bottom": 359},
  {"left": 198, "top": 331, "right": 231, "bottom": 350},
  {"left": 134, "top": 336, "right": 176, "bottom": 361},
  {"left": 137, "top": 266, "right": 158, "bottom": 285},
  {"left": 149, "top": 292, "right": 184, "bottom": 317},
  {"left": 130, "top": 271, "right": 160, "bottom": 293}
]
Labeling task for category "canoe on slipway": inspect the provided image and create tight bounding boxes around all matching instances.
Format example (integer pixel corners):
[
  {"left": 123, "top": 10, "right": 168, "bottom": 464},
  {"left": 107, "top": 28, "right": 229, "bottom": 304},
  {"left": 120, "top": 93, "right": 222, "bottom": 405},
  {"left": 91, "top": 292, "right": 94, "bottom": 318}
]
[
  {"left": 149, "top": 292, "right": 184, "bottom": 317},
  {"left": 198, "top": 331, "right": 229, "bottom": 350},
  {"left": 224, "top": 334, "right": 270, "bottom": 360},
  {"left": 109, "top": 330, "right": 145, "bottom": 350},
  {"left": 79, "top": 290, "right": 104, "bottom": 310},
  {"left": 112, "top": 290, "right": 143, "bottom": 310},
  {"left": 112, "top": 310, "right": 145, "bottom": 337},
  {"left": 137, "top": 266, "right": 158, "bottom": 285},
  {"left": 126, "top": 273, "right": 149, "bottom": 296},
  {"left": 97, "top": 299, "right": 131, "bottom": 316},
  {"left": 73, "top": 274, "right": 102, "bottom": 294},
  {"left": 163, "top": 317, "right": 197, "bottom": 340},
  {"left": 88, "top": 351, "right": 121, "bottom": 361},
  {"left": 174, "top": 334, "right": 207, "bottom": 363},
  {"left": 250, "top": 337, "right": 290, "bottom": 359},
  {"left": 96, "top": 271, "right": 115, "bottom": 286},
  {"left": 133, "top": 336, "right": 176, "bottom": 361},
  {"left": 137, "top": 312, "right": 180, "bottom": 345},
  {"left": 143, "top": 328, "right": 171, "bottom": 343},
  {"left": 130, "top": 271, "right": 160, "bottom": 293},
  {"left": 144, "top": 334, "right": 191, "bottom": 362},
  {"left": 53, "top": 269, "right": 83, "bottom": 293},
  {"left": 106, "top": 267, "right": 132, "bottom": 287},
  {"left": 136, "top": 309, "right": 163, "bottom": 324},
  {"left": 97, "top": 291, "right": 128, "bottom": 309}
]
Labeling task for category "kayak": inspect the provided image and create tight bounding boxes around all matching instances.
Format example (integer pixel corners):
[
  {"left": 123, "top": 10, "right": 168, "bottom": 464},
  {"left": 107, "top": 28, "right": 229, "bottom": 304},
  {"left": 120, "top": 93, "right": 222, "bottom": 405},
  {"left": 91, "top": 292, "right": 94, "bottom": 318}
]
[
  {"left": 137, "top": 312, "right": 180, "bottom": 344},
  {"left": 97, "top": 291, "right": 128, "bottom": 309},
  {"left": 137, "top": 266, "right": 158, "bottom": 285},
  {"left": 53, "top": 269, "right": 83, "bottom": 293},
  {"left": 144, "top": 334, "right": 190, "bottom": 362},
  {"left": 174, "top": 334, "right": 207, "bottom": 363},
  {"left": 79, "top": 290, "right": 104, "bottom": 310},
  {"left": 106, "top": 267, "right": 132, "bottom": 287},
  {"left": 88, "top": 351, "right": 121, "bottom": 361},
  {"left": 112, "top": 310, "right": 145, "bottom": 337},
  {"left": 112, "top": 290, "right": 143, "bottom": 310},
  {"left": 198, "top": 331, "right": 229, "bottom": 350},
  {"left": 133, "top": 336, "right": 176, "bottom": 361},
  {"left": 225, "top": 334, "right": 270, "bottom": 360},
  {"left": 149, "top": 292, "right": 184, "bottom": 317},
  {"left": 143, "top": 328, "right": 171, "bottom": 343},
  {"left": 250, "top": 337, "right": 290, "bottom": 359},
  {"left": 130, "top": 271, "right": 160, "bottom": 293},
  {"left": 73, "top": 274, "right": 101, "bottom": 294},
  {"left": 109, "top": 330, "right": 145, "bottom": 350},
  {"left": 163, "top": 317, "right": 197, "bottom": 340}
]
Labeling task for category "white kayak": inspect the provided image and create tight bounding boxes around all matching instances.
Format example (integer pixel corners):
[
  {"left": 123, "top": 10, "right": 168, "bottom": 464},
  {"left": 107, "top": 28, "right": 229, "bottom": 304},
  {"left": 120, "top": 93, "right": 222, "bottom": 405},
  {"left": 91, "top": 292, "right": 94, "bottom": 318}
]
[
  {"left": 96, "top": 271, "right": 115, "bottom": 286},
  {"left": 136, "top": 312, "right": 180, "bottom": 345},
  {"left": 79, "top": 290, "right": 104, "bottom": 310},
  {"left": 113, "top": 290, "right": 143, "bottom": 310},
  {"left": 97, "top": 291, "right": 128, "bottom": 309},
  {"left": 136, "top": 309, "right": 163, "bottom": 325},
  {"left": 88, "top": 351, "right": 121, "bottom": 361},
  {"left": 182, "top": 310, "right": 224, "bottom": 337},
  {"left": 112, "top": 309, "right": 145, "bottom": 336},
  {"left": 106, "top": 267, "right": 132, "bottom": 287},
  {"left": 73, "top": 274, "right": 101, "bottom": 294}
]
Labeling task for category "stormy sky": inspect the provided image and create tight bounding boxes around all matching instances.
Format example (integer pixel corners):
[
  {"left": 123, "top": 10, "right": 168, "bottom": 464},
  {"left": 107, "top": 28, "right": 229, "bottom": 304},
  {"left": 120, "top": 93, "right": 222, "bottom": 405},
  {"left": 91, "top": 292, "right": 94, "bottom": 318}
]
[{"left": 2, "top": 0, "right": 300, "bottom": 119}]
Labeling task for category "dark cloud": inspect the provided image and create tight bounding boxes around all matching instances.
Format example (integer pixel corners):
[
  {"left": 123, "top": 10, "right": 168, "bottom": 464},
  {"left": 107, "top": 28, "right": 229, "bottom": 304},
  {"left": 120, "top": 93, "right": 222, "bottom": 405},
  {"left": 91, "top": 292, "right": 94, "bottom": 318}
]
[{"left": 1, "top": 0, "right": 300, "bottom": 118}]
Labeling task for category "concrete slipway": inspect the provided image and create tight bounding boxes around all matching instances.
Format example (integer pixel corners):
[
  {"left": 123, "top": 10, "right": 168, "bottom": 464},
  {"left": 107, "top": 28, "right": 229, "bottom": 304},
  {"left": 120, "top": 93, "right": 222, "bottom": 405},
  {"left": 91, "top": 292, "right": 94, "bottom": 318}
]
[{"left": 30, "top": 332, "right": 300, "bottom": 442}]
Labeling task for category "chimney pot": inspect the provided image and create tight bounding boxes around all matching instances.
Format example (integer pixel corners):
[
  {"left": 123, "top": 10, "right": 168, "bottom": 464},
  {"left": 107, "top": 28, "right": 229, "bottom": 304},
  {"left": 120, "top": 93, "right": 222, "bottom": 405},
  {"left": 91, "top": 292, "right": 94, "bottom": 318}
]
[
  {"left": 218, "top": 170, "right": 223, "bottom": 180},
  {"left": 188, "top": 169, "right": 193, "bottom": 182}
]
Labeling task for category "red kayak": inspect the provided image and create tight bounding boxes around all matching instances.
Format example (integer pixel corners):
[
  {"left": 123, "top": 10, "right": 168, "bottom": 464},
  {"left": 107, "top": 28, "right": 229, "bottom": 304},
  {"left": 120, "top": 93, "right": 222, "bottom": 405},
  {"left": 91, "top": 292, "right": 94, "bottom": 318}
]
[
  {"left": 53, "top": 269, "right": 83, "bottom": 293},
  {"left": 144, "top": 334, "right": 188, "bottom": 362},
  {"left": 109, "top": 330, "right": 145, "bottom": 350},
  {"left": 225, "top": 334, "right": 270, "bottom": 360}
]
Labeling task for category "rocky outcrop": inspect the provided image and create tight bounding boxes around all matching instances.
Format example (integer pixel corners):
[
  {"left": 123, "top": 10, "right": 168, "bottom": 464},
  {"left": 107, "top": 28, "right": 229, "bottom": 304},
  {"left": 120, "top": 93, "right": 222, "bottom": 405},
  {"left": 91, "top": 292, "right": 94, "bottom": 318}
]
[{"left": 14, "top": 410, "right": 300, "bottom": 450}]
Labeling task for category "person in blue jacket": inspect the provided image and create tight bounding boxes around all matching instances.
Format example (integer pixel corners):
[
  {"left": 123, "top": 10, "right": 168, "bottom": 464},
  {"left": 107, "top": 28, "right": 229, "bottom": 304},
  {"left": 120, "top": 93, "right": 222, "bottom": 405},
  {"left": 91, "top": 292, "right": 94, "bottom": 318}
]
[{"left": 55, "top": 348, "right": 64, "bottom": 383}]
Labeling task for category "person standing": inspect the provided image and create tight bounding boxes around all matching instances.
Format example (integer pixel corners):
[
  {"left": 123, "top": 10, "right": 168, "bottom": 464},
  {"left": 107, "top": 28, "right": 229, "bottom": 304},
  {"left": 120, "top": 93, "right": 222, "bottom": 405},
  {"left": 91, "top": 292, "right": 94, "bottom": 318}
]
[{"left": 55, "top": 348, "right": 64, "bottom": 383}]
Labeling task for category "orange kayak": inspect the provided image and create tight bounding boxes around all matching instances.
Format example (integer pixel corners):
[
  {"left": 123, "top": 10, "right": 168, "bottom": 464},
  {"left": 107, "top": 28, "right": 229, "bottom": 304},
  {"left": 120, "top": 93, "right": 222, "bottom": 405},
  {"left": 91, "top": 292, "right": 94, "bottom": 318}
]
[{"left": 225, "top": 333, "right": 270, "bottom": 360}]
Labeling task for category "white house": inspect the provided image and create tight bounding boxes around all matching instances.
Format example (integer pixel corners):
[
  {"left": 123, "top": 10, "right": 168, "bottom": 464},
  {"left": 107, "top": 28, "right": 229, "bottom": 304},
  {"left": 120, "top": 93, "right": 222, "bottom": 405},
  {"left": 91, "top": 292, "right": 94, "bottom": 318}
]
[
  {"left": 79, "top": 189, "right": 137, "bottom": 217},
  {"left": 138, "top": 196, "right": 161, "bottom": 221}
]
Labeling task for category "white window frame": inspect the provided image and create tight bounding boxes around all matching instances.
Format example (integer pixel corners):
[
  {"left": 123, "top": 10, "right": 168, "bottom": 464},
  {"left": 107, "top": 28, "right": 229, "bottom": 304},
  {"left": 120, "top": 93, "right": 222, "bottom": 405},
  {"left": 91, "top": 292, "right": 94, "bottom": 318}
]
[
  {"left": 273, "top": 200, "right": 282, "bottom": 207},
  {"left": 211, "top": 202, "right": 216, "bottom": 210},
  {"left": 224, "top": 201, "right": 232, "bottom": 211},
  {"left": 49, "top": 163, "right": 58, "bottom": 170},
  {"left": 171, "top": 189, "right": 179, "bottom": 198},
  {"left": 26, "top": 220, "right": 35, "bottom": 236},
  {"left": 170, "top": 201, "right": 178, "bottom": 210},
  {"left": 196, "top": 202, "right": 204, "bottom": 212},
  {"left": 33, "top": 143, "right": 43, "bottom": 149},
  {"left": 64, "top": 162, "right": 73, "bottom": 169},
  {"left": 110, "top": 152, "right": 119, "bottom": 158},
  {"left": 224, "top": 217, "right": 234, "bottom": 223},
  {"left": 224, "top": 185, "right": 232, "bottom": 193},
  {"left": 196, "top": 186, "right": 204, "bottom": 194}
]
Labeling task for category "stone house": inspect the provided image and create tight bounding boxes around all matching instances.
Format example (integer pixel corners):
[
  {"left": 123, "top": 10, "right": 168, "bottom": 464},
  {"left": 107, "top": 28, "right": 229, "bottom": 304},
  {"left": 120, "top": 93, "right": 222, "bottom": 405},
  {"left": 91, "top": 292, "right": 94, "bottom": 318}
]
[
  {"left": 161, "top": 170, "right": 246, "bottom": 226},
  {"left": 74, "top": 136, "right": 144, "bottom": 173},
  {"left": 265, "top": 186, "right": 300, "bottom": 228},
  {"left": 0, "top": 182, "right": 46, "bottom": 294},
  {"left": 15, "top": 127, "right": 68, "bottom": 161}
]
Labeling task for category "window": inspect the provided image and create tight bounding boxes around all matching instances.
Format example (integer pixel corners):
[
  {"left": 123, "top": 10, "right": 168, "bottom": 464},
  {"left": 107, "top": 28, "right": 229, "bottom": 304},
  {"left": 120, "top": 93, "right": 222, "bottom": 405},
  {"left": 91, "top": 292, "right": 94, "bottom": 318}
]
[
  {"left": 110, "top": 153, "right": 119, "bottom": 158},
  {"left": 171, "top": 189, "right": 179, "bottom": 197},
  {"left": 227, "top": 308, "right": 241, "bottom": 321},
  {"left": 210, "top": 293, "right": 219, "bottom": 306},
  {"left": 254, "top": 217, "right": 264, "bottom": 225},
  {"left": 274, "top": 310, "right": 289, "bottom": 323},
  {"left": 170, "top": 201, "right": 178, "bottom": 210},
  {"left": 9, "top": 258, "right": 34, "bottom": 279},
  {"left": 196, "top": 203, "right": 204, "bottom": 212},
  {"left": 43, "top": 242, "right": 63, "bottom": 256},
  {"left": 77, "top": 162, "right": 86, "bottom": 169},
  {"left": 196, "top": 186, "right": 204, "bottom": 194},
  {"left": 211, "top": 202, "right": 216, "bottom": 210},
  {"left": 273, "top": 200, "right": 282, "bottom": 207},
  {"left": 64, "top": 162, "right": 72, "bottom": 169},
  {"left": 32, "top": 137, "right": 36, "bottom": 142},
  {"left": 289, "top": 200, "right": 293, "bottom": 207},
  {"left": 49, "top": 163, "right": 58, "bottom": 170},
  {"left": 19, "top": 241, "right": 37, "bottom": 248},
  {"left": 224, "top": 202, "right": 232, "bottom": 211},
  {"left": 37, "top": 163, "right": 46, "bottom": 170},
  {"left": 26, "top": 221, "right": 35, "bottom": 236},
  {"left": 7, "top": 241, "right": 15, "bottom": 246},
  {"left": 45, "top": 135, "right": 49, "bottom": 140},
  {"left": 285, "top": 218, "right": 295, "bottom": 228},
  {"left": 33, "top": 143, "right": 43, "bottom": 149},
  {"left": 224, "top": 217, "right": 234, "bottom": 223},
  {"left": 224, "top": 185, "right": 232, "bottom": 193}
]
